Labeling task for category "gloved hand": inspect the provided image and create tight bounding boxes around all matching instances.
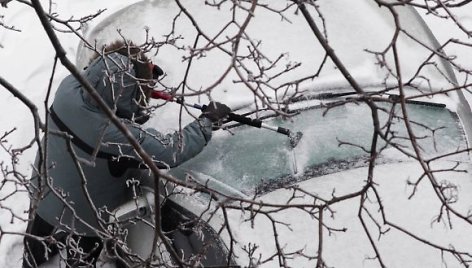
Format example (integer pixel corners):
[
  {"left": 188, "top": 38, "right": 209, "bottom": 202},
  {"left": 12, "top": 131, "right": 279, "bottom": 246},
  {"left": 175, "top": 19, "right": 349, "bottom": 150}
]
[
  {"left": 200, "top": 101, "right": 231, "bottom": 124},
  {"left": 134, "top": 109, "right": 151, "bottom": 125},
  {"left": 151, "top": 64, "right": 164, "bottom": 79}
]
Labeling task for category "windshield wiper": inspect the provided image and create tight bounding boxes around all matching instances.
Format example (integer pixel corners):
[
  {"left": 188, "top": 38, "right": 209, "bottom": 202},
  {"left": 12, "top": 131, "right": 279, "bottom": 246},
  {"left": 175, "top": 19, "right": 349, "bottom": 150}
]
[
  {"left": 387, "top": 94, "right": 446, "bottom": 108},
  {"left": 289, "top": 91, "right": 360, "bottom": 102},
  {"left": 289, "top": 91, "right": 446, "bottom": 108}
]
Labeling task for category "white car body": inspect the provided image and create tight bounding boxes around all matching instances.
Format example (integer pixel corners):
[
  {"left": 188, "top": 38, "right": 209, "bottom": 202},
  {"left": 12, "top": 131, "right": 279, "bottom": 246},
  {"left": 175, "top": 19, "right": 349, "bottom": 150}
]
[{"left": 77, "top": 1, "right": 472, "bottom": 267}]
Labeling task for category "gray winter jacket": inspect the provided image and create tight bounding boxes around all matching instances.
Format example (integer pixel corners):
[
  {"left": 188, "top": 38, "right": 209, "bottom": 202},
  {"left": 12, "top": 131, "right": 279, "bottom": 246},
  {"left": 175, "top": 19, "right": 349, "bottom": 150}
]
[{"left": 32, "top": 52, "right": 213, "bottom": 236}]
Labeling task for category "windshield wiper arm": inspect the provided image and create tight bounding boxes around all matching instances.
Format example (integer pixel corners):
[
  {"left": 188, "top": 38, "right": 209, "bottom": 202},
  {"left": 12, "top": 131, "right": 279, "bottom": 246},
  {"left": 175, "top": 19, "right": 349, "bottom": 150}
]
[
  {"left": 388, "top": 95, "right": 446, "bottom": 108},
  {"left": 290, "top": 91, "right": 360, "bottom": 102},
  {"left": 290, "top": 92, "right": 446, "bottom": 108}
]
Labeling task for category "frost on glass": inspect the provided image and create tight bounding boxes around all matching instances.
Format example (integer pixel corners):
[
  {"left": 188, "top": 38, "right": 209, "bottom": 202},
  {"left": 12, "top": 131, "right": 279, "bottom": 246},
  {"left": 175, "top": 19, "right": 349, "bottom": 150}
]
[{"left": 170, "top": 102, "right": 466, "bottom": 194}]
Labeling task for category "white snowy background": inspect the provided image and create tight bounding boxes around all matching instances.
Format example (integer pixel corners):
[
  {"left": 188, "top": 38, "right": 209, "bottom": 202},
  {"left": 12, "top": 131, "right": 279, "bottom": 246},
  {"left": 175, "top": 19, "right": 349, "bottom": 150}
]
[{"left": 1, "top": 0, "right": 472, "bottom": 267}]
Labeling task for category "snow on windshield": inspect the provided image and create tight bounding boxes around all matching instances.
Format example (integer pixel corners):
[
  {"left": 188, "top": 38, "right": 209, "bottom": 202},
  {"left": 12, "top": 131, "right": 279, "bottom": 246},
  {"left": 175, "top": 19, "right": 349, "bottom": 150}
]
[{"left": 171, "top": 100, "right": 467, "bottom": 194}]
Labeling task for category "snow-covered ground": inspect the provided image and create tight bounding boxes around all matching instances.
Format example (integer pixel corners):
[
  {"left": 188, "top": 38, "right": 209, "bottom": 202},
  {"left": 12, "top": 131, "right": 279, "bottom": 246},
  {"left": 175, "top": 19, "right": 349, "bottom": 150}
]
[{"left": 1, "top": 1, "right": 472, "bottom": 267}]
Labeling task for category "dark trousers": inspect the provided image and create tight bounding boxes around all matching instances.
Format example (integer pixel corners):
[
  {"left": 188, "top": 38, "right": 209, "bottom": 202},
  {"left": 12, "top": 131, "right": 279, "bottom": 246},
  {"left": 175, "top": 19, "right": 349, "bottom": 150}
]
[{"left": 22, "top": 214, "right": 103, "bottom": 268}]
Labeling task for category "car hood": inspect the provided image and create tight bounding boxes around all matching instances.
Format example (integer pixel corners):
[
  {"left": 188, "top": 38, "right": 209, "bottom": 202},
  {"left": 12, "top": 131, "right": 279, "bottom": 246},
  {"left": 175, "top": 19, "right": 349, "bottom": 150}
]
[{"left": 219, "top": 160, "right": 472, "bottom": 267}]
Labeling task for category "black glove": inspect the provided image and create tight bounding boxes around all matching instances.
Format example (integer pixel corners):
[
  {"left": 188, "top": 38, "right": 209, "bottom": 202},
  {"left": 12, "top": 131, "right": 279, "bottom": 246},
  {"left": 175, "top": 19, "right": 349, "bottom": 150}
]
[
  {"left": 151, "top": 64, "right": 164, "bottom": 79},
  {"left": 200, "top": 101, "right": 231, "bottom": 123},
  {"left": 134, "top": 109, "right": 151, "bottom": 125}
]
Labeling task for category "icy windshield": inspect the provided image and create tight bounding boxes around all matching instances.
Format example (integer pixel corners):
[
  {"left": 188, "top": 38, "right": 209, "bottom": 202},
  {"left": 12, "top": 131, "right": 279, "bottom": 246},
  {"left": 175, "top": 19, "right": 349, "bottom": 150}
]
[{"left": 170, "top": 101, "right": 467, "bottom": 194}]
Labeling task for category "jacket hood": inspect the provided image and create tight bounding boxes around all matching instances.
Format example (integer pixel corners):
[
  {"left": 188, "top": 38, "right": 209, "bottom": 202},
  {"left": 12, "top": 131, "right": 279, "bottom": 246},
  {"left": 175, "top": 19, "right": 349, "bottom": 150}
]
[{"left": 81, "top": 52, "right": 142, "bottom": 119}]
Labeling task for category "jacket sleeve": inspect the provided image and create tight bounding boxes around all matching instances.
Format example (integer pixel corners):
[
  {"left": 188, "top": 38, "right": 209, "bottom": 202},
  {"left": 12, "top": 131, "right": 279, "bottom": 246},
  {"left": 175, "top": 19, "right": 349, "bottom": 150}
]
[{"left": 132, "top": 117, "right": 213, "bottom": 168}]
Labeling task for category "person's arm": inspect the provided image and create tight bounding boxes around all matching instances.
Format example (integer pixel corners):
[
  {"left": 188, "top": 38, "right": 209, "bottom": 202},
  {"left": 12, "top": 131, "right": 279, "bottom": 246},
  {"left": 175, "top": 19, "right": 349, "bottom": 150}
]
[
  {"left": 132, "top": 101, "right": 231, "bottom": 168},
  {"left": 138, "top": 117, "right": 212, "bottom": 168}
]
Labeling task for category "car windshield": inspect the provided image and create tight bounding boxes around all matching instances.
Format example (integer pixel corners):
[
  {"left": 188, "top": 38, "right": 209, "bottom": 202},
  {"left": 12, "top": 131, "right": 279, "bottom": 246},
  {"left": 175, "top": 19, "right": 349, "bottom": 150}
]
[{"left": 170, "top": 99, "right": 468, "bottom": 194}]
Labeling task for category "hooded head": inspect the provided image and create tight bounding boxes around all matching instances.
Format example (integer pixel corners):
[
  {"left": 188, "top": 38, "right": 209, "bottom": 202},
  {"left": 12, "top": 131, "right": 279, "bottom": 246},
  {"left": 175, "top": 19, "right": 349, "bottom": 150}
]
[{"left": 82, "top": 41, "right": 161, "bottom": 124}]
